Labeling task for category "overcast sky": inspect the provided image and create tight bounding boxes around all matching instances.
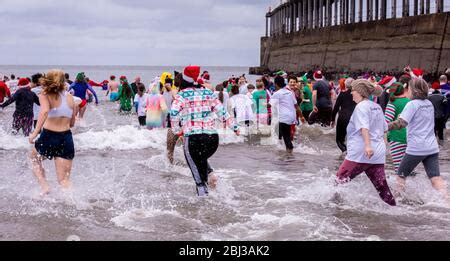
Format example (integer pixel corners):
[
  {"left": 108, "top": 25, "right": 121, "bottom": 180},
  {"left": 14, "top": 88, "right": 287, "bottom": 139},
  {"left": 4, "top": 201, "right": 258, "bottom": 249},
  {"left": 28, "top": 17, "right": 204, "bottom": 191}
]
[{"left": 0, "top": 0, "right": 281, "bottom": 66}]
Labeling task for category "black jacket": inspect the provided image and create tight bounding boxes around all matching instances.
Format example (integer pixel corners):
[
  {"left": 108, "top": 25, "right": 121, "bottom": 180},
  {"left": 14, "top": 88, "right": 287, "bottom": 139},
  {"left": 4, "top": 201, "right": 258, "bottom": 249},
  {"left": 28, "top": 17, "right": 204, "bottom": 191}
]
[
  {"left": 429, "top": 91, "right": 448, "bottom": 119},
  {"left": 0, "top": 87, "right": 40, "bottom": 117}
]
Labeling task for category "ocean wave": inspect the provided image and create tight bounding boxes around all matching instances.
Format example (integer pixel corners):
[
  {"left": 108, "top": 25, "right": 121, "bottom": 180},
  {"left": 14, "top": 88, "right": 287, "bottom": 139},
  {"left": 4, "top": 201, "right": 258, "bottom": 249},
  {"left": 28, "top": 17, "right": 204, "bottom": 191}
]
[{"left": 0, "top": 125, "right": 246, "bottom": 151}]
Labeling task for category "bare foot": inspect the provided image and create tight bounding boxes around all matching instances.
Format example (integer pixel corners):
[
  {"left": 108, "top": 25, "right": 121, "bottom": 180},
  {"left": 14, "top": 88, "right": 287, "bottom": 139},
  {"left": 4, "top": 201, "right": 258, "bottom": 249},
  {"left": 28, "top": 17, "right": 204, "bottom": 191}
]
[
  {"left": 40, "top": 188, "right": 50, "bottom": 197},
  {"left": 208, "top": 173, "right": 219, "bottom": 190},
  {"left": 60, "top": 180, "right": 72, "bottom": 190}
]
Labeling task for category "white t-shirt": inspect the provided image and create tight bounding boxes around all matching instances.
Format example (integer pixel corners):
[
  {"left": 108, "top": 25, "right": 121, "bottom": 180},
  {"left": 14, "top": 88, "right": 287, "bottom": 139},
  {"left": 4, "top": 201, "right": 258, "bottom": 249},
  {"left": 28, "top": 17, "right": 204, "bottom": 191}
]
[
  {"left": 134, "top": 93, "right": 149, "bottom": 117},
  {"left": 31, "top": 86, "right": 43, "bottom": 121},
  {"left": 6, "top": 80, "right": 18, "bottom": 93},
  {"left": 239, "top": 84, "right": 249, "bottom": 95},
  {"left": 346, "top": 100, "right": 387, "bottom": 164},
  {"left": 229, "top": 94, "right": 254, "bottom": 123},
  {"left": 400, "top": 99, "right": 439, "bottom": 156},
  {"left": 214, "top": 91, "right": 229, "bottom": 113},
  {"left": 270, "top": 88, "right": 297, "bottom": 125}
]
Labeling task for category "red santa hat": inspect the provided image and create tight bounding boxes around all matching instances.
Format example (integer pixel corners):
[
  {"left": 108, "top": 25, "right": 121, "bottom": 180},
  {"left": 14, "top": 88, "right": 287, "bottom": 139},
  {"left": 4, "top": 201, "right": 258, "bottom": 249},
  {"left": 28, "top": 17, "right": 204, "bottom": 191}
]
[
  {"left": 183, "top": 66, "right": 201, "bottom": 84},
  {"left": 431, "top": 82, "right": 441, "bottom": 90},
  {"left": 313, "top": 70, "right": 324, "bottom": 81},
  {"left": 18, "top": 78, "right": 30, "bottom": 88},
  {"left": 378, "top": 76, "right": 397, "bottom": 88},
  {"left": 410, "top": 68, "right": 424, "bottom": 79}
]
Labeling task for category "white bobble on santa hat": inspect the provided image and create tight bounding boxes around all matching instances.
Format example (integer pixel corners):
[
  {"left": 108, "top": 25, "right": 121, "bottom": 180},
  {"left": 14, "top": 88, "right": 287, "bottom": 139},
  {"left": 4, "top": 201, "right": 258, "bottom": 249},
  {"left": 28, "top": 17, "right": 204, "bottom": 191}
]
[{"left": 183, "top": 66, "right": 201, "bottom": 85}]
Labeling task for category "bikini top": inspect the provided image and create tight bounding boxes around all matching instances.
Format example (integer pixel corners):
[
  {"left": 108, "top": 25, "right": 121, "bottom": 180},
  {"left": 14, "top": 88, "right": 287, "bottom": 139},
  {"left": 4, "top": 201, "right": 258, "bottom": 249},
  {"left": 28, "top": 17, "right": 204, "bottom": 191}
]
[{"left": 48, "top": 91, "right": 73, "bottom": 119}]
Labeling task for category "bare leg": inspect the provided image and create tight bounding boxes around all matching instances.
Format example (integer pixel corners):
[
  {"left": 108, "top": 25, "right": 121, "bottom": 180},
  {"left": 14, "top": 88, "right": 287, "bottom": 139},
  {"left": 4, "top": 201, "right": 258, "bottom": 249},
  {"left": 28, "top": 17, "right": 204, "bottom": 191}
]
[
  {"left": 431, "top": 177, "right": 449, "bottom": 202},
  {"left": 78, "top": 106, "right": 87, "bottom": 119},
  {"left": 208, "top": 173, "right": 218, "bottom": 190},
  {"left": 394, "top": 176, "right": 407, "bottom": 197},
  {"left": 55, "top": 158, "right": 73, "bottom": 190},
  {"left": 422, "top": 154, "right": 449, "bottom": 201},
  {"left": 167, "top": 129, "right": 178, "bottom": 164},
  {"left": 30, "top": 148, "right": 50, "bottom": 195}
]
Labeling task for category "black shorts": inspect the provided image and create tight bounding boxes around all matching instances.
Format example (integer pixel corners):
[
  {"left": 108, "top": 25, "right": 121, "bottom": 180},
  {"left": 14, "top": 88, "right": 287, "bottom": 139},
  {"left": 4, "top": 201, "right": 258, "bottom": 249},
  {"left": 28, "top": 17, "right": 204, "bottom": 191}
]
[
  {"left": 138, "top": 116, "right": 146, "bottom": 126},
  {"left": 35, "top": 129, "right": 75, "bottom": 160}
]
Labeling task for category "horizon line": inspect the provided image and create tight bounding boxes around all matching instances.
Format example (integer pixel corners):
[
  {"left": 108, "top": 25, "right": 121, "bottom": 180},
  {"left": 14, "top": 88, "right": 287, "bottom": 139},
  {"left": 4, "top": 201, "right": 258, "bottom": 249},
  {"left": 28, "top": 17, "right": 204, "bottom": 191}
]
[{"left": 0, "top": 64, "right": 256, "bottom": 68}]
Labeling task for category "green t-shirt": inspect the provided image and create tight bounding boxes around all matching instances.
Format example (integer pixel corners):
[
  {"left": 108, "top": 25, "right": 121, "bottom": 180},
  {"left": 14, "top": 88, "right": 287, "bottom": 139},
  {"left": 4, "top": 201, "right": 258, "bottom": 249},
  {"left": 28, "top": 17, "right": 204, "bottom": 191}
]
[
  {"left": 252, "top": 90, "right": 268, "bottom": 114},
  {"left": 301, "top": 85, "right": 313, "bottom": 112},
  {"left": 227, "top": 84, "right": 233, "bottom": 93},
  {"left": 387, "top": 97, "right": 410, "bottom": 144}
]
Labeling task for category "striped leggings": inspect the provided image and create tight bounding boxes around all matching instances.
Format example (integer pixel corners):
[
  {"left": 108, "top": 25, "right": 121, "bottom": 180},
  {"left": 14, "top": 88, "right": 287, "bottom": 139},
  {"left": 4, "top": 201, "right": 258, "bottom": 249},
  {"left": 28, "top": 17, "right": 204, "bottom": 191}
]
[
  {"left": 390, "top": 141, "right": 407, "bottom": 172},
  {"left": 183, "top": 134, "right": 219, "bottom": 196}
]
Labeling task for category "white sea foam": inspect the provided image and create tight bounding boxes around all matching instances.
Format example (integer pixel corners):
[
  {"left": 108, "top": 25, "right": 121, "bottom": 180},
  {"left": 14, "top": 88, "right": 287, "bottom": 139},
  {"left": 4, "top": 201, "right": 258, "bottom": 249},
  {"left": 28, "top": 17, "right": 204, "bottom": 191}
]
[
  {"left": 0, "top": 125, "right": 247, "bottom": 151},
  {"left": 0, "top": 128, "right": 30, "bottom": 150}
]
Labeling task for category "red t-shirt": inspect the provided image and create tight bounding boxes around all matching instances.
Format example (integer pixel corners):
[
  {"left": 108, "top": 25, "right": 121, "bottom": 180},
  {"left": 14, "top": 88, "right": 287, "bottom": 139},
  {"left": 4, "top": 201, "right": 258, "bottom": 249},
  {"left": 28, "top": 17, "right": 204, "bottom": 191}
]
[{"left": 0, "top": 81, "right": 11, "bottom": 103}]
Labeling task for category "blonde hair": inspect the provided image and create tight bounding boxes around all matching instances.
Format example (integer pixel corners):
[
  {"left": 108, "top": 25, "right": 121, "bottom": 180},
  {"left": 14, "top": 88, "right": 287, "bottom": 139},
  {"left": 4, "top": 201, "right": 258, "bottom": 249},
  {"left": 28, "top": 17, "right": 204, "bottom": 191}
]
[
  {"left": 409, "top": 78, "right": 429, "bottom": 100},
  {"left": 40, "top": 69, "right": 66, "bottom": 95},
  {"left": 351, "top": 79, "right": 383, "bottom": 98}
]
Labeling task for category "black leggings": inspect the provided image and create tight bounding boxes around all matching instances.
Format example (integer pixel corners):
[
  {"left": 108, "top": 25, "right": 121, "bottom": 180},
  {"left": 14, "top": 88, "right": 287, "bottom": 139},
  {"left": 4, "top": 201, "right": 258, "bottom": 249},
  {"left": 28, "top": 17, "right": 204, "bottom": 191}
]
[
  {"left": 336, "top": 115, "right": 351, "bottom": 153},
  {"left": 308, "top": 107, "right": 332, "bottom": 127},
  {"left": 184, "top": 134, "right": 219, "bottom": 196},
  {"left": 435, "top": 117, "right": 446, "bottom": 141},
  {"left": 302, "top": 110, "right": 312, "bottom": 121},
  {"left": 279, "top": 123, "right": 294, "bottom": 151}
]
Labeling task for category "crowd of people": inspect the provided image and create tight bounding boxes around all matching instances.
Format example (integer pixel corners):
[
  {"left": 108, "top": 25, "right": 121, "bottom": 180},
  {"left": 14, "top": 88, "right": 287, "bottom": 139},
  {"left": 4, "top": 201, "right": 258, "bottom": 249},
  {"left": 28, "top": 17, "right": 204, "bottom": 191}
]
[{"left": 0, "top": 65, "right": 449, "bottom": 204}]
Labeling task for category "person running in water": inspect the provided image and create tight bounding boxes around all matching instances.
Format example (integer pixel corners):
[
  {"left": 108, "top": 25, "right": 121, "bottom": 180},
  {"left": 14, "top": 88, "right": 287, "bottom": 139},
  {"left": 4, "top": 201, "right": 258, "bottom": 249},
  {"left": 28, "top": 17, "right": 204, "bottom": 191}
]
[
  {"left": 270, "top": 76, "right": 305, "bottom": 153},
  {"left": 69, "top": 72, "right": 98, "bottom": 119},
  {"left": 146, "top": 79, "right": 167, "bottom": 129},
  {"left": 300, "top": 74, "right": 313, "bottom": 122},
  {"left": 310, "top": 70, "right": 333, "bottom": 127},
  {"left": 385, "top": 81, "right": 410, "bottom": 173},
  {"left": 170, "top": 66, "right": 239, "bottom": 196},
  {"left": 336, "top": 79, "right": 396, "bottom": 206},
  {"left": 117, "top": 77, "right": 134, "bottom": 113},
  {"left": 332, "top": 77, "right": 356, "bottom": 154},
  {"left": 29, "top": 70, "right": 78, "bottom": 196},
  {"left": 107, "top": 75, "right": 120, "bottom": 102},
  {"left": 253, "top": 78, "right": 269, "bottom": 127},
  {"left": 389, "top": 78, "right": 449, "bottom": 200},
  {"left": 134, "top": 84, "right": 149, "bottom": 126},
  {"left": 229, "top": 85, "right": 254, "bottom": 127},
  {"left": 0, "top": 78, "right": 40, "bottom": 136}
]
